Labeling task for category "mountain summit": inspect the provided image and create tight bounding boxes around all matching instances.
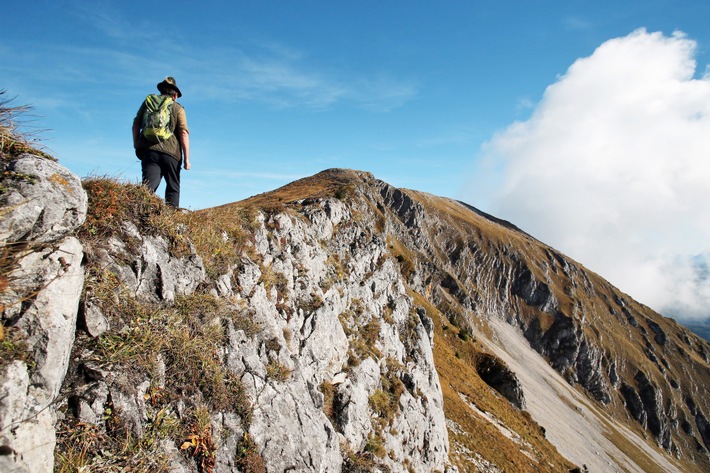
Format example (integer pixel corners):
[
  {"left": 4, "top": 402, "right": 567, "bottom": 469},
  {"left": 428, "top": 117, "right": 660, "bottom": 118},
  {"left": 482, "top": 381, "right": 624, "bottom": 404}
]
[{"left": 2, "top": 160, "right": 709, "bottom": 472}]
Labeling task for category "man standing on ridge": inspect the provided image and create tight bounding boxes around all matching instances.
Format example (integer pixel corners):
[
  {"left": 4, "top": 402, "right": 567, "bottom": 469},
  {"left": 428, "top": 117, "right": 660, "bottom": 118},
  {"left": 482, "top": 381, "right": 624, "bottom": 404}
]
[{"left": 132, "top": 76, "right": 191, "bottom": 208}]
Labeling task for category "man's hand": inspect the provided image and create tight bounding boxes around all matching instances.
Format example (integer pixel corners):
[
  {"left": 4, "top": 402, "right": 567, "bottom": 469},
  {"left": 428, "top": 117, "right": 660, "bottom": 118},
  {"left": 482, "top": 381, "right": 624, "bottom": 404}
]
[{"left": 179, "top": 130, "right": 191, "bottom": 170}]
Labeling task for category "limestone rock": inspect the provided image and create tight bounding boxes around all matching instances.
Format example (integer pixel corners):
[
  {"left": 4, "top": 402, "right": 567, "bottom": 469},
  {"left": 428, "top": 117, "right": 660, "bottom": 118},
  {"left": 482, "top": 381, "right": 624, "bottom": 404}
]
[
  {"left": 216, "top": 197, "right": 450, "bottom": 472},
  {"left": 91, "top": 221, "right": 206, "bottom": 303},
  {"left": 81, "top": 300, "right": 110, "bottom": 338},
  {"left": 0, "top": 155, "right": 87, "bottom": 244},
  {"left": 10, "top": 236, "right": 85, "bottom": 400},
  {"left": 0, "top": 156, "right": 87, "bottom": 473},
  {"left": 475, "top": 353, "right": 526, "bottom": 409},
  {"left": 0, "top": 236, "right": 84, "bottom": 473}
]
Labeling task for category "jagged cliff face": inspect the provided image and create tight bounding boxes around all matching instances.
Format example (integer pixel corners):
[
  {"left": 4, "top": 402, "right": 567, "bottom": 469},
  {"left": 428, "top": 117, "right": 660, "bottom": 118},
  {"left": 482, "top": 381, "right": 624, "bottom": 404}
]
[
  {"left": 1, "top": 159, "right": 710, "bottom": 473},
  {"left": 369, "top": 176, "right": 710, "bottom": 471},
  {"left": 234, "top": 169, "right": 710, "bottom": 472}
]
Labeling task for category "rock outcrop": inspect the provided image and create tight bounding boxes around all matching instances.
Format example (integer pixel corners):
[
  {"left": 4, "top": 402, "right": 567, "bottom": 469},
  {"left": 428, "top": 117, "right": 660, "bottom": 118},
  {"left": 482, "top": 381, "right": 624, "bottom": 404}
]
[
  {"left": 211, "top": 200, "right": 450, "bottom": 471},
  {"left": 0, "top": 155, "right": 87, "bottom": 473},
  {"left": 52, "top": 172, "right": 450, "bottom": 472}
]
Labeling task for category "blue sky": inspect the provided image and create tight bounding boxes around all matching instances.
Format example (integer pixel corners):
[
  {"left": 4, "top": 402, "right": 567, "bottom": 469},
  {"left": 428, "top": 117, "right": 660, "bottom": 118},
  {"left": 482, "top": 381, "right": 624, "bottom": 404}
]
[{"left": 3, "top": 0, "right": 710, "bottom": 321}]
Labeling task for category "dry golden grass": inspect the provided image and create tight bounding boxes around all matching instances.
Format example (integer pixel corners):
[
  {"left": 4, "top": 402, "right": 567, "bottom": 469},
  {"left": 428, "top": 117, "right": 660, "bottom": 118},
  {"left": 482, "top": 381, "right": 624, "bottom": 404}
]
[
  {"left": 0, "top": 91, "right": 54, "bottom": 163},
  {"left": 80, "top": 178, "right": 169, "bottom": 239},
  {"left": 1, "top": 92, "right": 58, "bottom": 368},
  {"left": 206, "top": 168, "right": 362, "bottom": 213}
]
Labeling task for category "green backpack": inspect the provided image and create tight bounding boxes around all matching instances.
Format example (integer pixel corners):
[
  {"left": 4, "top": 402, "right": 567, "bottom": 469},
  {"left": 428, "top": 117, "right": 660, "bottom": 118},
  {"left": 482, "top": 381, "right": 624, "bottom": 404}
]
[{"left": 141, "top": 94, "right": 174, "bottom": 142}]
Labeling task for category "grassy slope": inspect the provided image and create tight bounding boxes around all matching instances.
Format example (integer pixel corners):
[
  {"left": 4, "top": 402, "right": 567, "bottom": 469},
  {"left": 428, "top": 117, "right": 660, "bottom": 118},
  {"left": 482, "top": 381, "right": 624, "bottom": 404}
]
[{"left": 412, "top": 291, "right": 575, "bottom": 472}]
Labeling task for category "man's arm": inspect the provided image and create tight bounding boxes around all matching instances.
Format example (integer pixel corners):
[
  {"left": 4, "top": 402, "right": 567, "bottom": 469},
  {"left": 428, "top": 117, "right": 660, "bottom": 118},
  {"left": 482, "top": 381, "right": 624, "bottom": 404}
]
[
  {"left": 132, "top": 102, "right": 146, "bottom": 151},
  {"left": 175, "top": 106, "right": 190, "bottom": 170},
  {"left": 132, "top": 119, "right": 141, "bottom": 150},
  {"left": 179, "top": 129, "right": 191, "bottom": 170}
]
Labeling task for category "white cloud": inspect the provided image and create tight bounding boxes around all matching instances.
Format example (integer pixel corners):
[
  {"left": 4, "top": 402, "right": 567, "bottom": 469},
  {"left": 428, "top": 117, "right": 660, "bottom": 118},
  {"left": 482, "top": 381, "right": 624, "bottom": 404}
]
[{"left": 472, "top": 29, "right": 710, "bottom": 321}]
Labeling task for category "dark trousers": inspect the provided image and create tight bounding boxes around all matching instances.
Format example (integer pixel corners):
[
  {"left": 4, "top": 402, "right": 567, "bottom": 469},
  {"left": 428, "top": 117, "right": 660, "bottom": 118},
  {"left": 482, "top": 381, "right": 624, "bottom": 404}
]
[{"left": 140, "top": 150, "right": 181, "bottom": 208}]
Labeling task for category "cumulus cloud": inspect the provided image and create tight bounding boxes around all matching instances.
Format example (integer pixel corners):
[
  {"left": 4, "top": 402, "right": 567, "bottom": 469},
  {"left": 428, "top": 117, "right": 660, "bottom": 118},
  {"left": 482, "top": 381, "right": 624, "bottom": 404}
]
[{"left": 473, "top": 29, "right": 710, "bottom": 321}]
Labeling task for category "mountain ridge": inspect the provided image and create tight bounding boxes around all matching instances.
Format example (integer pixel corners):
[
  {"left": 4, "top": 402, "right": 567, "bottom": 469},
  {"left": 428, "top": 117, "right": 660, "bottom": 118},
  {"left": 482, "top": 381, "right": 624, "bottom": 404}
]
[
  {"left": 200, "top": 167, "right": 710, "bottom": 470},
  {"left": 2, "top": 160, "right": 709, "bottom": 472}
]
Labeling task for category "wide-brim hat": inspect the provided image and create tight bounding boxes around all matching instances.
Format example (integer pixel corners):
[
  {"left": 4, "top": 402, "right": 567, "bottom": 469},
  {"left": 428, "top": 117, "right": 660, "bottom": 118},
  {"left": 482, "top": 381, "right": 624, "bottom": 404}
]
[{"left": 157, "top": 76, "right": 182, "bottom": 98}]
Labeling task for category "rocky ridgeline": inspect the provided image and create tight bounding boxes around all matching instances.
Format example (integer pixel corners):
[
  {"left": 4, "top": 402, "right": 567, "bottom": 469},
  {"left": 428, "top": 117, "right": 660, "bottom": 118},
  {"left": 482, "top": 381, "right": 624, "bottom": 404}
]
[
  {"left": 2, "top": 158, "right": 710, "bottom": 472},
  {"left": 369, "top": 173, "right": 710, "bottom": 464},
  {"left": 0, "top": 157, "right": 450, "bottom": 472}
]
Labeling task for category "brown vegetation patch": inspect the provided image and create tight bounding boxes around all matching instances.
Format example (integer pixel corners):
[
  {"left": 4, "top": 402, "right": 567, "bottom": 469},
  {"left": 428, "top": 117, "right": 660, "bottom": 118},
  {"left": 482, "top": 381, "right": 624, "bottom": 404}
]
[
  {"left": 235, "top": 168, "right": 363, "bottom": 209},
  {"left": 80, "top": 177, "right": 256, "bottom": 279},
  {"left": 235, "top": 433, "right": 267, "bottom": 473}
]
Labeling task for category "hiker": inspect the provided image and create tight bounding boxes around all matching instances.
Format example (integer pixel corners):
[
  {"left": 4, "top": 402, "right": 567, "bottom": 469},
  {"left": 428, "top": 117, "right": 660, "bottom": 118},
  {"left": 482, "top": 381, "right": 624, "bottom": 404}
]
[{"left": 132, "top": 76, "right": 191, "bottom": 208}]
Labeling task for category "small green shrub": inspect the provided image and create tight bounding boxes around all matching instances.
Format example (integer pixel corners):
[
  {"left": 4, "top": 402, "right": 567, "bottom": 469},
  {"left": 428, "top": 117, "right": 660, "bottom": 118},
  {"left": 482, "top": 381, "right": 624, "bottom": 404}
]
[
  {"left": 368, "top": 390, "right": 392, "bottom": 419},
  {"left": 364, "top": 432, "right": 386, "bottom": 458},
  {"left": 341, "top": 442, "right": 377, "bottom": 472},
  {"left": 265, "top": 360, "right": 291, "bottom": 381}
]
